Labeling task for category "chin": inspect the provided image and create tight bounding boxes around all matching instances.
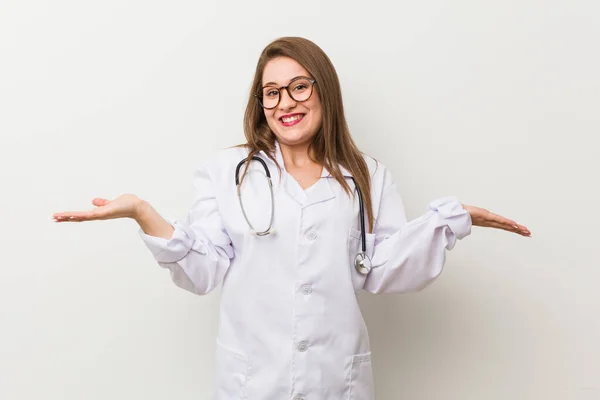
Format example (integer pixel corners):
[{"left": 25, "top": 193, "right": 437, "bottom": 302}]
[
  {"left": 271, "top": 120, "right": 320, "bottom": 145},
  {"left": 274, "top": 129, "right": 316, "bottom": 146}
]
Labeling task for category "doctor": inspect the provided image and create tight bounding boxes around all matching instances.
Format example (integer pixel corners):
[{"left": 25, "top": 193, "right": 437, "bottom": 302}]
[{"left": 53, "top": 37, "right": 531, "bottom": 399}]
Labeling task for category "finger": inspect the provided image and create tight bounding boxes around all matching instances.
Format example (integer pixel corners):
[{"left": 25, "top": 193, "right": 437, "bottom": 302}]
[
  {"left": 92, "top": 198, "right": 110, "bottom": 207},
  {"left": 53, "top": 215, "right": 83, "bottom": 223},
  {"left": 487, "top": 220, "right": 517, "bottom": 232},
  {"left": 488, "top": 220, "right": 531, "bottom": 236},
  {"left": 56, "top": 216, "right": 82, "bottom": 223},
  {"left": 500, "top": 220, "right": 530, "bottom": 236},
  {"left": 486, "top": 211, "right": 518, "bottom": 227},
  {"left": 516, "top": 224, "right": 531, "bottom": 236},
  {"left": 52, "top": 210, "right": 99, "bottom": 222},
  {"left": 484, "top": 212, "right": 532, "bottom": 235}
]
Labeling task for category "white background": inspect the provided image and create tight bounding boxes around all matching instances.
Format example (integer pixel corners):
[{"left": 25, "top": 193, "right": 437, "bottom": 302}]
[{"left": 1, "top": 0, "right": 598, "bottom": 399}]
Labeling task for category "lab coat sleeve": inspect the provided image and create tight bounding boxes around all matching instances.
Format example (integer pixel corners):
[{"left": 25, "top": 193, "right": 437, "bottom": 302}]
[
  {"left": 362, "top": 169, "right": 472, "bottom": 294},
  {"left": 138, "top": 165, "right": 234, "bottom": 295}
]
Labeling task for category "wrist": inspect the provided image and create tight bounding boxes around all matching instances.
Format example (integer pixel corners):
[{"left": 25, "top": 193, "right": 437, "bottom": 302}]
[{"left": 133, "top": 198, "right": 151, "bottom": 221}]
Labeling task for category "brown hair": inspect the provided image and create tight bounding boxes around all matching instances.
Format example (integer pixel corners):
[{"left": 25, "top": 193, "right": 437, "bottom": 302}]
[{"left": 240, "top": 36, "right": 375, "bottom": 233}]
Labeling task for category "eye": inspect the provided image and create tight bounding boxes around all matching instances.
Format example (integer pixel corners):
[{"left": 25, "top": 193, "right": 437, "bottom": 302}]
[
  {"left": 292, "top": 83, "right": 307, "bottom": 92},
  {"left": 263, "top": 89, "right": 279, "bottom": 98}
]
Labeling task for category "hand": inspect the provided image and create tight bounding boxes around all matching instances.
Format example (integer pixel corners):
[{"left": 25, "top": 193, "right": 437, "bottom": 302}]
[
  {"left": 462, "top": 204, "right": 531, "bottom": 237},
  {"left": 53, "top": 194, "right": 144, "bottom": 223}
]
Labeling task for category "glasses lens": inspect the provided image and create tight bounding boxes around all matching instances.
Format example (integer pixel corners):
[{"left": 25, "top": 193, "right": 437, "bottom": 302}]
[
  {"left": 288, "top": 78, "right": 313, "bottom": 102},
  {"left": 260, "top": 86, "right": 279, "bottom": 109}
]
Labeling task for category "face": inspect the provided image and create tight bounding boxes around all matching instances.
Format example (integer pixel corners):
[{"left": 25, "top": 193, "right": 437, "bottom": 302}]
[{"left": 261, "top": 57, "right": 322, "bottom": 148}]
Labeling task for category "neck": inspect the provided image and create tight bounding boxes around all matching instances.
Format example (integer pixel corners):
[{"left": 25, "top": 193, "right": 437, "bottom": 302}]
[{"left": 279, "top": 142, "right": 316, "bottom": 169}]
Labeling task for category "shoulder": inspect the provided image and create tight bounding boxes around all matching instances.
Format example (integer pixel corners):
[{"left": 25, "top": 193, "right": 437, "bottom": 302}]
[
  {"left": 359, "top": 153, "right": 396, "bottom": 198},
  {"left": 192, "top": 144, "right": 250, "bottom": 183},
  {"left": 361, "top": 153, "right": 391, "bottom": 183},
  {"left": 361, "top": 153, "right": 380, "bottom": 177},
  {"left": 200, "top": 144, "right": 249, "bottom": 169}
]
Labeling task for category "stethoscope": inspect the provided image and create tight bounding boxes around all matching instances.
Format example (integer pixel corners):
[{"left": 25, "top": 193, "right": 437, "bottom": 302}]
[{"left": 235, "top": 156, "right": 373, "bottom": 275}]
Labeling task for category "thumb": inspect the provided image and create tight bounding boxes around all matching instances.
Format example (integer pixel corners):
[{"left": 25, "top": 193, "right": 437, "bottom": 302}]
[{"left": 92, "top": 198, "right": 110, "bottom": 207}]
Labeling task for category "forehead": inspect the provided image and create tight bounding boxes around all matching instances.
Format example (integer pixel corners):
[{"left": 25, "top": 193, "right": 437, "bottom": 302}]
[{"left": 262, "top": 57, "right": 310, "bottom": 86}]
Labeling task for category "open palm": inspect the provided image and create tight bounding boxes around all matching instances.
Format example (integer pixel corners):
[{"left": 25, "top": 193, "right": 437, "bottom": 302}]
[
  {"left": 463, "top": 204, "right": 531, "bottom": 237},
  {"left": 53, "top": 194, "right": 142, "bottom": 222}
]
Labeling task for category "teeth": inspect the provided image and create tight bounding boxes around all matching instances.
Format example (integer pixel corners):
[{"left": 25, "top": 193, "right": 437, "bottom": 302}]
[{"left": 282, "top": 115, "right": 302, "bottom": 123}]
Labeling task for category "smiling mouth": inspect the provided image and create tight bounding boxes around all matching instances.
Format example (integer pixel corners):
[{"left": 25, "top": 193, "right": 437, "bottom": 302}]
[{"left": 279, "top": 114, "right": 305, "bottom": 126}]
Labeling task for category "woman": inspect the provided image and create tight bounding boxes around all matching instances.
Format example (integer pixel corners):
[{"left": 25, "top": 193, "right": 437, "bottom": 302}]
[{"left": 53, "top": 37, "right": 530, "bottom": 399}]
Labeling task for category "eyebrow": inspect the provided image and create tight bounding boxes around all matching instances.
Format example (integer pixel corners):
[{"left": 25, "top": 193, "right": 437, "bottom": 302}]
[{"left": 262, "top": 75, "right": 312, "bottom": 87}]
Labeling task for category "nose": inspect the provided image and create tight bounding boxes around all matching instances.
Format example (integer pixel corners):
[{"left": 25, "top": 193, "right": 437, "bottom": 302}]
[{"left": 278, "top": 88, "right": 296, "bottom": 110}]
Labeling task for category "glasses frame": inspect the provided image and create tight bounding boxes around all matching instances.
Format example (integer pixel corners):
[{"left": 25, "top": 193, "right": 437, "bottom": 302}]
[{"left": 255, "top": 77, "right": 317, "bottom": 110}]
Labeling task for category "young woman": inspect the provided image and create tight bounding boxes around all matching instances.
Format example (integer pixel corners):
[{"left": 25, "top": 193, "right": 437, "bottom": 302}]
[{"left": 53, "top": 37, "right": 530, "bottom": 400}]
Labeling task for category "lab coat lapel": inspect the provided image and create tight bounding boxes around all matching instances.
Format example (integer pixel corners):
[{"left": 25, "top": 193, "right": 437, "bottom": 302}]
[{"left": 302, "top": 165, "right": 336, "bottom": 208}]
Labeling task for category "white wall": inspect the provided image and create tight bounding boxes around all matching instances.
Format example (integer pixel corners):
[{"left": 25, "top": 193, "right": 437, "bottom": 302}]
[{"left": 1, "top": 0, "right": 598, "bottom": 399}]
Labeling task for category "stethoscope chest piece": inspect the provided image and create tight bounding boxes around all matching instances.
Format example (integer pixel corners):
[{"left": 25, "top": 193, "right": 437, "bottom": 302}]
[{"left": 354, "top": 253, "right": 372, "bottom": 275}]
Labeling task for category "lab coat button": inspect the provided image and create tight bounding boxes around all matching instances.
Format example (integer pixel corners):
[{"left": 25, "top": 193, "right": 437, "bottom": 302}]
[
  {"left": 300, "top": 284, "right": 312, "bottom": 295},
  {"left": 296, "top": 341, "right": 308, "bottom": 352},
  {"left": 306, "top": 230, "right": 317, "bottom": 241},
  {"left": 292, "top": 395, "right": 304, "bottom": 400}
]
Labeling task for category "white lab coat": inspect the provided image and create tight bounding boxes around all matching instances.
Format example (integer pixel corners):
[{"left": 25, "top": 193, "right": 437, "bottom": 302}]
[{"left": 139, "top": 140, "right": 472, "bottom": 399}]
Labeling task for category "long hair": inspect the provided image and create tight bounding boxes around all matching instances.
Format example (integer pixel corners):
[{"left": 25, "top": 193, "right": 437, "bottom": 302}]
[{"left": 241, "top": 37, "right": 375, "bottom": 233}]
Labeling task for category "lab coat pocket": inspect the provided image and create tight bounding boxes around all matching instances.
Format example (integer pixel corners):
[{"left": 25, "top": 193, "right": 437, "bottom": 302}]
[
  {"left": 348, "top": 228, "right": 376, "bottom": 291},
  {"left": 214, "top": 340, "right": 250, "bottom": 399},
  {"left": 349, "top": 352, "right": 375, "bottom": 399}
]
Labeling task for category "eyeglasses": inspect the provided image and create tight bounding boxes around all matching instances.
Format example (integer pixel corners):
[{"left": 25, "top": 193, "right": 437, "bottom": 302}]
[{"left": 255, "top": 77, "right": 317, "bottom": 109}]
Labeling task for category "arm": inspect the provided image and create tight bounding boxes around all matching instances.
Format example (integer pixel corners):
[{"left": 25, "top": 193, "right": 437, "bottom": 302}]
[
  {"left": 137, "top": 165, "right": 234, "bottom": 295},
  {"left": 362, "top": 168, "right": 529, "bottom": 294},
  {"left": 362, "top": 180, "right": 471, "bottom": 294},
  {"left": 134, "top": 200, "right": 175, "bottom": 240},
  {"left": 52, "top": 165, "right": 234, "bottom": 295}
]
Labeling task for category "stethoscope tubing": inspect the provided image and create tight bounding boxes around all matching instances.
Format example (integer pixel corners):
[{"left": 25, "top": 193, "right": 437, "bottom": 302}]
[
  {"left": 347, "top": 176, "right": 366, "bottom": 254},
  {"left": 235, "top": 155, "right": 372, "bottom": 274},
  {"left": 236, "top": 157, "right": 275, "bottom": 236}
]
